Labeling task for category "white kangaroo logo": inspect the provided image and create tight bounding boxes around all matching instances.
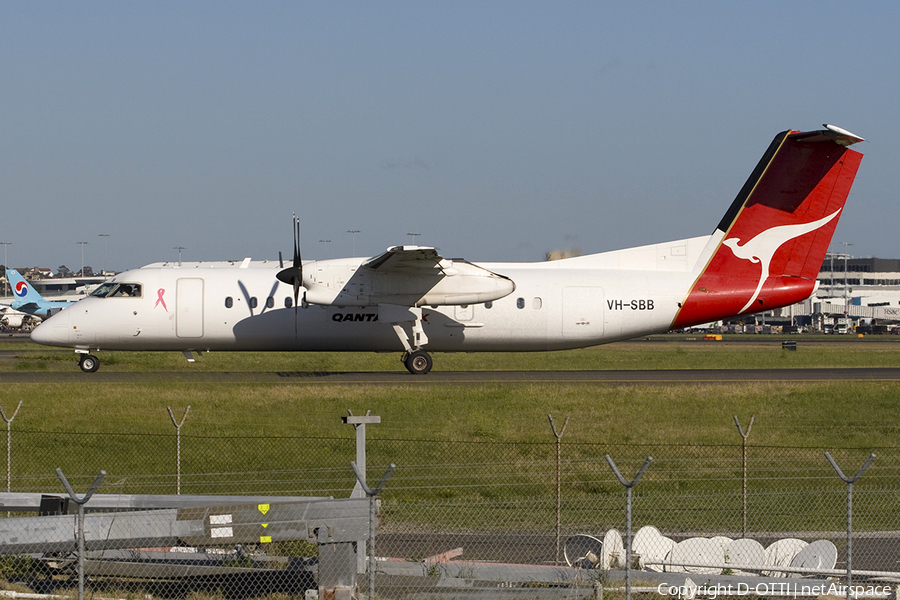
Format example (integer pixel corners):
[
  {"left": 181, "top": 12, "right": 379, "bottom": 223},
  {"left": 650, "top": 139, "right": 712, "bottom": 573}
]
[{"left": 723, "top": 208, "right": 841, "bottom": 313}]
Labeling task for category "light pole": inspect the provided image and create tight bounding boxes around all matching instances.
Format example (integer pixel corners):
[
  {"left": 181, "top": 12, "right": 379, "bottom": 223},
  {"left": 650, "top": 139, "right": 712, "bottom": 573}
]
[
  {"left": 841, "top": 241, "right": 853, "bottom": 313},
  {"left": 76, "top": 242, "right": 88, "bottom": 277},
  {"left": 173, "top": 246, "right": 185, "bottom": 267},
  {"left": 318, "top": 239, "right": 331, "bottom": 257},
  {"left": 98, "top": 234, "right": 110, "bottom": 275},
  {"left": 406, "top": 232, "right": 421, "bottom": 245},
  {"left": 0, "top": 242, "right": 10, "bottom": 296},
  {"left": 829, "top": 248, "right": 835, "bottom": 296},
  {"left": 347, "top": 229, "right": 360, "bottom": 256}
]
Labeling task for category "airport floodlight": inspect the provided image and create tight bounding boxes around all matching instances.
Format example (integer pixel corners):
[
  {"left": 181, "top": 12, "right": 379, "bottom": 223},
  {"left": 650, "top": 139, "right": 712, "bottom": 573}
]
[
  {"left": 98, "top": 234, "right": 110, "bottom": 275},
  {"left": 173, "top": 246, "right": 186, "bottom": 267},
  {"left": 76, "top": 241, "right": 88, "bottom": 277},
  {"left": 347, "top": 229, "right": 360, "bottom": 255},
  {"left": 0, "top": 242, "right": 10, "bottom": 296},
  {"left": 841, "top": 241, "right": 853, "bottom": 310}
]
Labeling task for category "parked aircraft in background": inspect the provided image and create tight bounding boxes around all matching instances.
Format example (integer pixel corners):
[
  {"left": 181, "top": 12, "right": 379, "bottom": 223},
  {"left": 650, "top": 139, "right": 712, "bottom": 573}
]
[
  {"left": 0, "top": 306, "right": 37, "bottom": 329},
  {"left": 31, "top": 125, "right": 865, "bottom": 373},
  {"left": 5, "top": 270, "right": 76, "bottom": 321}
]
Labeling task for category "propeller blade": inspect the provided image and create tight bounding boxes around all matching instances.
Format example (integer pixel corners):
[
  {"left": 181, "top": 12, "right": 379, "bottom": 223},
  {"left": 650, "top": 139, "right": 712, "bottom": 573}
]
[
  {"left": 273, "top": 213, "right": 305, "bottom": 336},
  {"left": 294, "top": 214, "right": 301, "bottom": 268},
  {"left": 293, "top": 214, "right": 302, "bottom": 306}
]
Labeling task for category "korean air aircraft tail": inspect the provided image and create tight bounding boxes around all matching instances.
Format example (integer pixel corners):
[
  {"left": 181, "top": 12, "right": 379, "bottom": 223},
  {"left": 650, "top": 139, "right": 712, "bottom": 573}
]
[
  {"left": 672, "top": 125, "right": 864, "bottom": 329},
  {"left": 6, "top": 270, "right": 74, "bottom": 319}
]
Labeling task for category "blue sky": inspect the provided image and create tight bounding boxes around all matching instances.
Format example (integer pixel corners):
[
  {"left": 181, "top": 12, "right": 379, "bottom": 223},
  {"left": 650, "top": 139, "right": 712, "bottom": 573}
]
[{"left": 2, "top": 2, "right": 897, "bottom": 273}]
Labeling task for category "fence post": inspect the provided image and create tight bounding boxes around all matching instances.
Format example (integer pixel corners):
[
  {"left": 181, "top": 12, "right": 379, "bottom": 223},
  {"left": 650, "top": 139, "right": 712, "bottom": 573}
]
[
  {"left": 733, "top": 415, "right": 754, "bottom": 537},
  {"left": 548, "top": 414, "right": 570, "bottom": 565},
  {"left": 605, "top": 455, "right": 652, "bottom": 600},
  {"left": 56, "top": 469, "right": 106, "bottom": 600},
  {"left": 825, "top": 452, "right": 875, "bottom": 600},
  {"left": 167, "top": 405, "right": 190, "bottom": 494},
  {"left": 0, "top": 402, "right": 22, "bottom": 512},
  {"left": 342, "top": 410, "right": 381, "bottom": 499},
  {"left": 351, "top": 461, "right": 395, "bottom": 600}
]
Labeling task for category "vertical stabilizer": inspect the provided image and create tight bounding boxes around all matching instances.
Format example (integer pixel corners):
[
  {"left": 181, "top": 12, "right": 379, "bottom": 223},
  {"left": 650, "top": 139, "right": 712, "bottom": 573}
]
[
  {"left": 7, "top": 270, "right": 47, "bottom": 308},
  {"left": 672, "top": 126, "right": 864, "bottom": 329}
]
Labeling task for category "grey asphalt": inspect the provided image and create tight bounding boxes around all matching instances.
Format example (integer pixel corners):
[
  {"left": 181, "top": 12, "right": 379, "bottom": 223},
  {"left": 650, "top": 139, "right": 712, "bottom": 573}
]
[{"left": 2, "top": 367, "right": 900, "bottom": 384}]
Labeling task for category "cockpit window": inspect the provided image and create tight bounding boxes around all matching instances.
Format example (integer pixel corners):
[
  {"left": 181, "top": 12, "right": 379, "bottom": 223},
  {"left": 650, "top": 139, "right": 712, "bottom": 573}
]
[
  {"left": 90, "top": 283, "right": 118, "bottom": 298},
  {"left": 112, "top": 284, "right": 142, "bottom": 297},
  {"left": 90, "top": 283, "right": 143, "bottom": 298}
]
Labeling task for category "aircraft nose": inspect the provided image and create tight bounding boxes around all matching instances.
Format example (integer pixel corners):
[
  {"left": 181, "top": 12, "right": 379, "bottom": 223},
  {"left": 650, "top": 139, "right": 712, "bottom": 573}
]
[
  {"left": 30, "top": 311, "right": 69, "bottom": 347},
  {"left": 30, "top": 323, "right": 54, "bottom": 345}
]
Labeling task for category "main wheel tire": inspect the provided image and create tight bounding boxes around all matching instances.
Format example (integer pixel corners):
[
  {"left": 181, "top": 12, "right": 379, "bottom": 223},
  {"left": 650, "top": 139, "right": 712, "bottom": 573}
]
[
  {"left": 79, "top": 354, "right": 100, "bottom": 373},
  {"left": 404, "top": 350, "right": 433, "bottom": 375}
]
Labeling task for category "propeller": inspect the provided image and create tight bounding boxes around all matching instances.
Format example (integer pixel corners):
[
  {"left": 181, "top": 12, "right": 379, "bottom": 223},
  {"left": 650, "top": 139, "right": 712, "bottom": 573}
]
[{"left": 275, "top": 214, "right": 305, "bottom": 332}]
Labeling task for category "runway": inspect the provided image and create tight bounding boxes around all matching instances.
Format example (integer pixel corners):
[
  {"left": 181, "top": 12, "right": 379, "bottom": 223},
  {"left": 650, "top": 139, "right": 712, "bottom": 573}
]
[{"left": 3, "top": 367, "right": 900, "bottom": 384}]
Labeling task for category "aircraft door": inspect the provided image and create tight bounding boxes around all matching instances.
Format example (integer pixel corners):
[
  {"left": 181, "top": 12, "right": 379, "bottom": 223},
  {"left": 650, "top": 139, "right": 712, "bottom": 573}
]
[
  {"left": 562, "top": 287, "right": 604, "bottom": 338},
  {"left": 176, "top": 278, "right": 204, "bottom": 338}
]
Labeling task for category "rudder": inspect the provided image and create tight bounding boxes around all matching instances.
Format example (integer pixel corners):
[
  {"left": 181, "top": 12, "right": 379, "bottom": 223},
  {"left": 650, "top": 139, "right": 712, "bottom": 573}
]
[{"left": 672, "top": 125, "right": 864, "bottom": 329}]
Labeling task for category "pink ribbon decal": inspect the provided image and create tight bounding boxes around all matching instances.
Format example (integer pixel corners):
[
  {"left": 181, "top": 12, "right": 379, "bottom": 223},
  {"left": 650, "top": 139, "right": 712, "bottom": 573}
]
[{"left": 155, "top": 288, "right": 168, "bottom": 312}]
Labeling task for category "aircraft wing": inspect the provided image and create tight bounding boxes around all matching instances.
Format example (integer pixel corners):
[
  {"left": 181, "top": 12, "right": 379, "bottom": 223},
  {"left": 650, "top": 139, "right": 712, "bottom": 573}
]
[
  {"left": 359, "top": 245, "right": 515, "bottom": 306},
  {"left": 303, "top": 245, "right": 515, "bottom": 307},
  {"left": 363, "top": 246, "right": 449, "bottom": 274}
]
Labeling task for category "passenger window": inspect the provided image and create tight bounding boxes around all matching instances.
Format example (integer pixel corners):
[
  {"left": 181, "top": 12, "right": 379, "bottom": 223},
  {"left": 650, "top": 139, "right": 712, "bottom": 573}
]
[
  {"left": 516, "top": 298, "right": 525, "bottom": 309},
  {"left": 533, "top": 297, "right": 542, "bottom": 310},
  {"left": 225, "top": 297, "right": 233, "bottom": 308},
  {"left": 285, "top": 297, "right": 293, "bottom": 308},
  {"left": 484, "top": 301, "right": 492, "bottom": 309},
  {"left": 266, "top": 296, "right": 274, "bottom": 309},
  {"left": 250, "top": 297, "right": 258, "bottom": 309}
]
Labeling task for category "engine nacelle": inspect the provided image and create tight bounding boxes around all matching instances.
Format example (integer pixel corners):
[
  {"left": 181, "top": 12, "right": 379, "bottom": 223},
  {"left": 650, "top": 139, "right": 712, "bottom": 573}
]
[{"left": 1, "top": 315, "right": 24, "bottom": 328}]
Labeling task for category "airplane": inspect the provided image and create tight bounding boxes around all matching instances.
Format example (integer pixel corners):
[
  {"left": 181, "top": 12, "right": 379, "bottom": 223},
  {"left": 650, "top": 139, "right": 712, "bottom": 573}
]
[
  {"left": 0, "top": 306, "right": 38, "bottom": 329},
  {"left": 30, "top": 125, "right": 865, "bottom": 374},
  {"left": 5, "top": 270, "right": 76, "bottom": 321}
]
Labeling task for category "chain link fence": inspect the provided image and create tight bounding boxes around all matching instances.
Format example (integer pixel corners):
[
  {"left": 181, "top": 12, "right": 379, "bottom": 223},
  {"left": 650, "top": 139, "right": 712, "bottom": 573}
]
[{"left": 0, "top": 410, "right": 897, "bottom": 600}]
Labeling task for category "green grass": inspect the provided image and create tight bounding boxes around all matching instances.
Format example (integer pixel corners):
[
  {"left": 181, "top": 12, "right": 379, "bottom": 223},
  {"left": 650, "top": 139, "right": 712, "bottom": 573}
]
[
  {"left": 2, "top": 336, "right": 900, "bottom": 534},
  {"left": 4, "top": 334, "right": 900, "bottom": 372}
]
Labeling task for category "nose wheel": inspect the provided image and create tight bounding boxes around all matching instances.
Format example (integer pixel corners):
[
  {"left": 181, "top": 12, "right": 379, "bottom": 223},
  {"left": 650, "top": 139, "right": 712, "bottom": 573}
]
[
  {"left": 78, "top": 354, "right": 100, "bottom": 373},
  {"left": 403, "top": 350, "right": 433, "bottom": 375}
]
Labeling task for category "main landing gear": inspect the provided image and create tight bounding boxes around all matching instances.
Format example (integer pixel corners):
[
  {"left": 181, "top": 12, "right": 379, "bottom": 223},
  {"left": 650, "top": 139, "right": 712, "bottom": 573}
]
[
  {"left": 78, "top": 354, "right": 100, "bottom": 373},
  {"left": 388, "top": 307, "right": 433, "bottom": 375},
  {"left": 402, "top": 349, "right": 433, "bottom": 375}
]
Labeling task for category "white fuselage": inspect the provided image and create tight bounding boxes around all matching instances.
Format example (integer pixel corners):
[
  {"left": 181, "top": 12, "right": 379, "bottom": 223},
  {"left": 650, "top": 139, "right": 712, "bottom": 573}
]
[{"left": 31, "top": 235, "right": 710, "bottom": 354}]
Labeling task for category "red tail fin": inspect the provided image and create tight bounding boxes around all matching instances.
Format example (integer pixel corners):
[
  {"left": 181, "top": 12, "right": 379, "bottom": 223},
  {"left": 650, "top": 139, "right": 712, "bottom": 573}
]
[{"left": 672, "top": 126, "right": 864, "bottom": 329}]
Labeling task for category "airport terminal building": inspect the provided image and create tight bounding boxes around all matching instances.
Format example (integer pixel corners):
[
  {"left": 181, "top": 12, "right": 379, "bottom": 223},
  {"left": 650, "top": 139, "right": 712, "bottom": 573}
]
[{"left": 746, "top": 254, "right": 900, "bottom": 332}]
